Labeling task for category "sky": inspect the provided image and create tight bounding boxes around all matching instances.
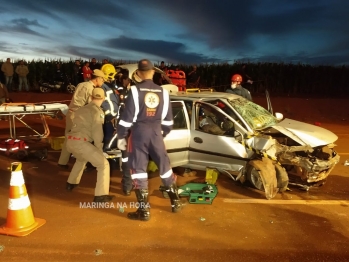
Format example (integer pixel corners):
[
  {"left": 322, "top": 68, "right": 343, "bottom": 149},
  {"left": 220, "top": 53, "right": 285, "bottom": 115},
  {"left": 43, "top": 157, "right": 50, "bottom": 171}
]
[{"left": 1, "top": 0, "right": 349, "bottom": 66}]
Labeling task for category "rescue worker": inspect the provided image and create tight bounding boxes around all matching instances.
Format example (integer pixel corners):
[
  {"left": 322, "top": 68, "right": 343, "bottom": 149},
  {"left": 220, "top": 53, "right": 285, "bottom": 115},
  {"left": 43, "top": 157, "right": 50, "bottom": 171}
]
[
  {"left": 100, "top": 64, "right": 120, "bottom": 151},
  {"left": 117, "top": 59, "right": 182, "bottom": 221},
  {"left": 58, "top": 69, "right": 108, "bottom": 169},
  {"left": 65, "top": 88, "right": 113, "bottom": 202},
  {"left": 101, "top": 64, "right": 133, "bottom": 196},
  {"left": 116, "top": 70, "right": 133, "bottom": 196},
  {"left": 226, "top": 74, "right": 252, "bottom": 101}
]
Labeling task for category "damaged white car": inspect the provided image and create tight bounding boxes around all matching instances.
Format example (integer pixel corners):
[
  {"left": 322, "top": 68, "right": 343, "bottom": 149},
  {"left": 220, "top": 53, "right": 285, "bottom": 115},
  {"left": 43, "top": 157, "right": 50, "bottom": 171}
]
[{"left": 116, "top": 64, "right": 340, "bottom": 199}]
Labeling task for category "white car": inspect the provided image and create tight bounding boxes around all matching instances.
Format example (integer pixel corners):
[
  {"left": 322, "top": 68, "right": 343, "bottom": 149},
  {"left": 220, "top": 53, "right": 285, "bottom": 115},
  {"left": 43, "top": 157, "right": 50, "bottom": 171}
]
[{"left": 116, "top": 64, "right": 340, "bottom": 199}]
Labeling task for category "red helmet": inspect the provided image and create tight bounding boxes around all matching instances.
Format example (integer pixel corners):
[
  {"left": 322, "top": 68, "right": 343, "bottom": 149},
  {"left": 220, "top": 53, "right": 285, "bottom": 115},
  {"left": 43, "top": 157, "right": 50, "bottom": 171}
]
[{"left": 231, "top": 74, "right": 242, "bottom": 82}]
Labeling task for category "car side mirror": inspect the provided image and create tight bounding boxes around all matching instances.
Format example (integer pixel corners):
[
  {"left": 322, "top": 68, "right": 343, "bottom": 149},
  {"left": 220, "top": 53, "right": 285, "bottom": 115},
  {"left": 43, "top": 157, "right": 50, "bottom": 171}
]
[{"left": 275, "top": 112, "right": 283, "bottom": 121}]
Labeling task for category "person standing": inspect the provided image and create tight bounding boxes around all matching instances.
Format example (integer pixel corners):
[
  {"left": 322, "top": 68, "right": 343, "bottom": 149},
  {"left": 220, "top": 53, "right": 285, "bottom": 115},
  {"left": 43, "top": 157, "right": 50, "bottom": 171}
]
[
  {"left": 114, "top": 68, "right": 133, "bottom": 196},
  {"left": 58, "top": 69, "right": 108, "bottom": 168},
  {"left": 1, "top": 58, "right": 14, "bottom": 92},
  {"left": 226, "top": 74, "right": 252, "bottom": 101},
  {"left": 100, "top": 64, "right": 120, "bottom": 151},
  {"left": 82, "top": 61, "right": 93, "bottom": 82},
  {"left": 187, "top": 65, "right": 200, "bottom": 88},
  {"left": 65, "top": 88, "right": 113, "bottom": 202},
  {"left": 73, "top": 60, "right": 82, "bottom": 86},
  {"left": 117, "top": 59, "right": 182, "bottom": 221},
  {"left": 15, "top": 60, "right": 29, "bottom": 92},
  {"left": 89, "top": 58, "right": 100, "bottom": 71},
  {"left": 0, "top": 82, "right": 10, "bottom": 121}
]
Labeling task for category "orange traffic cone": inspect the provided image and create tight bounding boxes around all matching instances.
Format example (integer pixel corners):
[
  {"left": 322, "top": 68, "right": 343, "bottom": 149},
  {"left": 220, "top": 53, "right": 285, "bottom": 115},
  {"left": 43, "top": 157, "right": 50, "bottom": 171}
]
[{"left": 0, "top": 162, "right": 46, "bottom": 237}]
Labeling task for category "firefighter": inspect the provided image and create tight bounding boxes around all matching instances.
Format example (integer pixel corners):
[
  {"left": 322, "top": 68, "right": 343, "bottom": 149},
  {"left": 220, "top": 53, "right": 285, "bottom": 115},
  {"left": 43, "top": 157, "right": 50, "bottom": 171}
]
[
  {"left": 100, "top": 64, "right": 119, "bottom": 151},
  {"left": 65, "top": 88, "right": 113, "bottom": 202},
  {"left": 226, "top": 74, "right": 252, "bottom": 101},
  {"left": 58, "top": 69, "right": 108, "bottom": 169},
  {"left": 101, "top": 64, "right": 133, "bottom": 196},
  {"left": 117, "top": 59, "right": 182, "bottom": 221}
]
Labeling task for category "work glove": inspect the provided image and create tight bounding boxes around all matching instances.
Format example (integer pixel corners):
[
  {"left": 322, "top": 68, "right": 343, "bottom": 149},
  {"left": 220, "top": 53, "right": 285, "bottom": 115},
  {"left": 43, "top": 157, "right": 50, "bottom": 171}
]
[{"left": 117, "top": 138, "right": 127, "bottom": 151}]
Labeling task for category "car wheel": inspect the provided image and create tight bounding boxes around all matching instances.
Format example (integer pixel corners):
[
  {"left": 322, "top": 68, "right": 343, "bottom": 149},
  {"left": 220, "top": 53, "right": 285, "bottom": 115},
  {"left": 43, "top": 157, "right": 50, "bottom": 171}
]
[
  {"left": 39, "top": 86, "right": 50, "bottom": 93},
  {"left": 246, "top": 165, "right": 264, "bottom": 191},
  {"left": 66, "top": 84, "right": 76, "bottom": 93},
  {"left": 275, "top": 164, "right": 289, "bottom": 192}
]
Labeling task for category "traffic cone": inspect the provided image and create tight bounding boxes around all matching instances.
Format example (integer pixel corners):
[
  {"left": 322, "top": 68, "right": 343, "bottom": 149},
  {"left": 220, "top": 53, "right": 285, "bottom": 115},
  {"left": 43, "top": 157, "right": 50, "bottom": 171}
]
[{"left": 0, "top": 162, "right": 46, "bottom": 237}]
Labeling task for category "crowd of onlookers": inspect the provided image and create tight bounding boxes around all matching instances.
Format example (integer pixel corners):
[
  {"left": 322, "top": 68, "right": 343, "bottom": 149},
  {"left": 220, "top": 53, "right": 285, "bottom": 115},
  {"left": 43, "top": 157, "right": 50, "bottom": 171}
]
[{"left": 1, "top": 57, "right": 349, "bottom": 97}]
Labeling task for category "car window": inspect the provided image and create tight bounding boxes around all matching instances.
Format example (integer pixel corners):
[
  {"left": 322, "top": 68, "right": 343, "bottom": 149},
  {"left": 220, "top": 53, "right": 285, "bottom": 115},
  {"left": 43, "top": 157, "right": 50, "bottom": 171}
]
[
  {"left": 184, "top": 101, "right": 193, "bottom": 123},
  {"left": 207, "top": 99, "right": 247, "bottom": 129},
  {"left": 227, "top": 98, "right": 278, "bottom": 130},
  {"left": 195, "top": 103, "right": 234, "bottom": 135},
  {"left": 172, "top": 102, "right": 187, "bottom": 129}
]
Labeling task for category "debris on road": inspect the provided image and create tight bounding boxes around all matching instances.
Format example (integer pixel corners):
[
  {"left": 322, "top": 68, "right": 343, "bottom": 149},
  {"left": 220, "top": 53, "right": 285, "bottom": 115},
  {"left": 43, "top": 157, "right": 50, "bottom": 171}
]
[{"left": 94, "top": 249, "right": 103, "bottom": 256}]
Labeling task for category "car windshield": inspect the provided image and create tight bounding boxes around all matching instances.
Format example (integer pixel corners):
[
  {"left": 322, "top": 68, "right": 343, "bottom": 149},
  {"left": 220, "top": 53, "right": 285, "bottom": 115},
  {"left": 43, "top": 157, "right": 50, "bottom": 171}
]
[{"left": 227, "top": 98, "right": 278, "bottom": 130}]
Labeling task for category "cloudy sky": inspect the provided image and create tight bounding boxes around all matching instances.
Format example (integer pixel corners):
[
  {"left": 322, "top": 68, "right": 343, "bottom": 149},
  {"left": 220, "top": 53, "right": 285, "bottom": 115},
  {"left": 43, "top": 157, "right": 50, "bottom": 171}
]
[{"left": 1, "top": 0, "right": 349, "bottom": 66}]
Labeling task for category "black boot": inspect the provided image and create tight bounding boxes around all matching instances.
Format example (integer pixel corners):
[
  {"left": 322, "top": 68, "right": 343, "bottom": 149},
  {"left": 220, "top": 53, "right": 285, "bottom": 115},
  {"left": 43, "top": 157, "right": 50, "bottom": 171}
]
[
  {"left": 165, "top": 184, "right": 182, "bottom": 213},
  {"left": 127, "top": 189, "right": 150, "bottom": 221}
]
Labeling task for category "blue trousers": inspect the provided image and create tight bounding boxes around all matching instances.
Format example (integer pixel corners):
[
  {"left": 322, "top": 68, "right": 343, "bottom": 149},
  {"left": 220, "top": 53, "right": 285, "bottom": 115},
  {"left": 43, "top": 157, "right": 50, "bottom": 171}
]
[{"left": 128, "top": 128, "right": 175, "bottom": 190}]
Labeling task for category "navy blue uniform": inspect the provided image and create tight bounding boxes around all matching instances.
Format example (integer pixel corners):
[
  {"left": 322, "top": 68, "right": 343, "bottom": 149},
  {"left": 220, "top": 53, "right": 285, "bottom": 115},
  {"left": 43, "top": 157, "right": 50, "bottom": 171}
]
[
  {"left": 117, "top": 79, "right": 175, "bottom": 189},
  {"left": 226, "top": 85, "right": 252, "bottom": 101},
  {"left": 101, "top": 82, "right": 119, "bottom": 151}
]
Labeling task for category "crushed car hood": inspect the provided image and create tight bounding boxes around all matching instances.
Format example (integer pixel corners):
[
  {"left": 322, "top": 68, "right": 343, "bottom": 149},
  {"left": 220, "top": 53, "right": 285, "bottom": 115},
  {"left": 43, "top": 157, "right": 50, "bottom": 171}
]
[{"left": 271, "top": 118, "right": 338, "bottom": 147}]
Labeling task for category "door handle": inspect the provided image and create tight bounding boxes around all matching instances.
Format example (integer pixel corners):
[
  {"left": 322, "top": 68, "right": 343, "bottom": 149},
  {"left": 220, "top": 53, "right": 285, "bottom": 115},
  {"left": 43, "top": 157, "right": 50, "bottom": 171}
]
[{"left": 194, "top": 137, "right": 203, "bottom": 143}]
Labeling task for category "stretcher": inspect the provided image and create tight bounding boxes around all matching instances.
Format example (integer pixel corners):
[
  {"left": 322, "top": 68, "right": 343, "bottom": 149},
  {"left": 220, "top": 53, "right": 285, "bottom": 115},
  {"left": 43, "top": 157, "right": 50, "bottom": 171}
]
[{"left": 0, "top": 102, "right": 68, "bottom": 139}]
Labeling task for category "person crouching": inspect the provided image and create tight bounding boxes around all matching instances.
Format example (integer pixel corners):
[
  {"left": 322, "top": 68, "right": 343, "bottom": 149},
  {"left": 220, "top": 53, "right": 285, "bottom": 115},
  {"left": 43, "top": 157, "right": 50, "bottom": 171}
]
[{"left": 65, "top": 88, "right": 114, "bottom": 203}]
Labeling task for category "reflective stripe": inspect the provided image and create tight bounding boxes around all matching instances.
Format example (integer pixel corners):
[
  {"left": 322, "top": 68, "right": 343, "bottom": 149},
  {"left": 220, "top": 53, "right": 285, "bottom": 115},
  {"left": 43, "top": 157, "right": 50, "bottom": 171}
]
[
  {"left": 160, "top": 169, "right": 172, "bottom": 178},
  {"left": 130, "top": 86, "right": 139, "bottom": 122},
  {"left": 10, "top": 170, "right": 25, "bottom": 186},
  {"left": 122, "top": 157, "right": 128, "bottom": 162},
  {"left": 140, "top": 88, "right": 162, "bottom": 92},
  {"left": 161, "top": 120, "right": 173, "bottom": 126},
  {"left": 8, "top": 195, "right": 31, "bottom": 210},
  {"left": 119, "top": 120, "right": 132, "bottom": 127},
  {"left": 161, "top": 88, "right": 169, "bottom": 120},
  {"left": 131, "top": 173, "right": 148, "bottom": 179},
  {"left": 105, "top": 89, "right": 117, "bottom": 116},
  {"left": 108, "top": 134, "right": 118, "bottom": 148}
]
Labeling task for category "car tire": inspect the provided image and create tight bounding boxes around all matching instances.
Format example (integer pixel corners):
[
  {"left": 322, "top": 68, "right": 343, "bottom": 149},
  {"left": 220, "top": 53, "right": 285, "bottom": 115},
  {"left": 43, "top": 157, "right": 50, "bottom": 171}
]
[
  {"left": 275, "top": 164, "right": 289, "bottom": 192},
  {"left": 246, "top": 165, "right": 264, "bottom": 191},
  {"left": 39, "top": 85, "right": 50, "bottom": 93},
  {"left": 66, "top": 84, "right": 76, "bottom": 94}
]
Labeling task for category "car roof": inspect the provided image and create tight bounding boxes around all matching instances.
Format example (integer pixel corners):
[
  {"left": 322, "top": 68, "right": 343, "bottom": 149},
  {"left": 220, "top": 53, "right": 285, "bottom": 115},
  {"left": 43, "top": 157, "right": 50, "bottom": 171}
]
[{"left": 169, "top": 91, "right": 241, "bottom": 101}]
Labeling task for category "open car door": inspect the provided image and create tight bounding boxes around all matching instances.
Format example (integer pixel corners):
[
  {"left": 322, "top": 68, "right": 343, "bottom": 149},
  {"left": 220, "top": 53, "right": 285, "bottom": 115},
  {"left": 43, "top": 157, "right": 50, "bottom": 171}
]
[
  {"left": 188, "top": 101, "right": 250, "bottom": 171},
  {"left": 164, "top": 101, "right": 191, "bottom": 167}
]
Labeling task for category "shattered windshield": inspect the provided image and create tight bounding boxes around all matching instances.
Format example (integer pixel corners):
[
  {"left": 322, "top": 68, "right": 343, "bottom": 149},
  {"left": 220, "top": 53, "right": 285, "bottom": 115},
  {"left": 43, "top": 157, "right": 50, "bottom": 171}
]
[{"left": 228, "top": 98, "right": 278, "bottom": 130}]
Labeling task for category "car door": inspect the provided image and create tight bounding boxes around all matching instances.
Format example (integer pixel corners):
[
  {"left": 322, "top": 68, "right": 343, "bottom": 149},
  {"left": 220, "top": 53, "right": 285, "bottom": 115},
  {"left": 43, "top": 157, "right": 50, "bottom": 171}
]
[
  {"left": 188, "top": 101, "right": 250, "bottom": 171},
  {"left": 164, "top": 101, "right": 190, "bottom": 167}
]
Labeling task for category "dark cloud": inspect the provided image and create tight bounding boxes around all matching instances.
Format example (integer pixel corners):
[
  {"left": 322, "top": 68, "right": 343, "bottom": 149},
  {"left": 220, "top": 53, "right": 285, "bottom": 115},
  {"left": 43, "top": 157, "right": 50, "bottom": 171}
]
[
  {"left": 1, "top": 0, "right": 349, "bottom": 65},
  {"left": 11, "top": 18, "right": 47, "bottom": 29},
  {"left": 104, "top": 36, "right": 222, "bottom": 64},
  {"left": 0, "top": 24, "right": 44, "bottom": 37}
]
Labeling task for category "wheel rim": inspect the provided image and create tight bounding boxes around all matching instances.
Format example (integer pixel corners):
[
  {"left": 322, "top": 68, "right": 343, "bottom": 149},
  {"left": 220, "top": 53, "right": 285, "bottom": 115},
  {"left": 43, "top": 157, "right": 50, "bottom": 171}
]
[
  {"left": 67, "top": 85, "right": 75, "bottom": 93},
  {"left": 249, "top": 167, "right": 264, "bottom": 190},
  {"left": 40, "top": 86, "right": 49, "bottom": 92}
]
